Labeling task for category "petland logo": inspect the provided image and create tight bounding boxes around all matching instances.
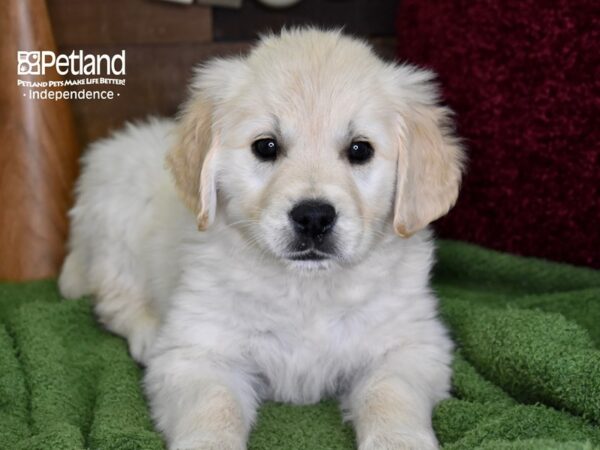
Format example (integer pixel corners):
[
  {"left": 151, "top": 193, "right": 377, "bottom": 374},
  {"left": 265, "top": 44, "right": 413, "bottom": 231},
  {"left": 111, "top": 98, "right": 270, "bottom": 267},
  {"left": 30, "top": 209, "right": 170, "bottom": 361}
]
[
  {"left": 18, "top": 50, "right": 126, "bottom": 76},
  {"left": 17, "top": 50, "right": 126, "bottom": 101}
]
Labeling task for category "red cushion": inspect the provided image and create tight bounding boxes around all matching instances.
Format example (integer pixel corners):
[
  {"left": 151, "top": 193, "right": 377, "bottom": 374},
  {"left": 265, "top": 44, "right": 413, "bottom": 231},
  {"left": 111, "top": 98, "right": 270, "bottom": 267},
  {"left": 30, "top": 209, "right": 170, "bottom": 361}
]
[{"left": 396, "top": 0, "right": 599, "bottom": 268}]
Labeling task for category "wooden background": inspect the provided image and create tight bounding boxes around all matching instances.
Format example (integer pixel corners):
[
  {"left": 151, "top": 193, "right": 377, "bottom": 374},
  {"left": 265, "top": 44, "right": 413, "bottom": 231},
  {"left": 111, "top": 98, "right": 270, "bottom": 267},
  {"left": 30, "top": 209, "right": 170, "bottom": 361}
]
[
  {"left": 0, "top": 0, "right": 398, "bottom": 280},
  {"left": 12, "top": 3, "right": 597, "bottom": 300},
  {"left": 46, "top": 0, "right": 399, "bottom": 145}
]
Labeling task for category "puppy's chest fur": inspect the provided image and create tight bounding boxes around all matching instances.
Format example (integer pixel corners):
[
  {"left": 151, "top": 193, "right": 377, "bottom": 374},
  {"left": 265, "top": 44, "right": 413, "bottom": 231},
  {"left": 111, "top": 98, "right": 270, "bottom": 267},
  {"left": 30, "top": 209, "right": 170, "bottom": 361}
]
[
  {"left": 245, "top": 282, "right": 378, "bottom": 403},
  {"left": 169, "top": 240, "right": 432, "bottom": 404}
]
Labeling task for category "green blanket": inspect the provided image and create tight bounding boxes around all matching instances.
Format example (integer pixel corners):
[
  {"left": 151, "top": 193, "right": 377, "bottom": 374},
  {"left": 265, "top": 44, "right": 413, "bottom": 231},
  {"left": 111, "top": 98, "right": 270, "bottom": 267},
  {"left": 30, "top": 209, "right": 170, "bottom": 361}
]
[{"left": 1, "top": 240, "right": 599, "bottom": 450}]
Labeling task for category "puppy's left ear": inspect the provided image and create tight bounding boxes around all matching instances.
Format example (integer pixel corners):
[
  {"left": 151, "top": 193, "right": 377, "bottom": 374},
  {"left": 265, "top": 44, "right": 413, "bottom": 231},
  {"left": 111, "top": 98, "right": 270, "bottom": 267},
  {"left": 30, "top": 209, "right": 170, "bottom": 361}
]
[
  {"left": 166, "top": 57, "right": 247, "bottom": 230},
  {"left": 389, "top": 66, "right": 466, "bottom": 237}
]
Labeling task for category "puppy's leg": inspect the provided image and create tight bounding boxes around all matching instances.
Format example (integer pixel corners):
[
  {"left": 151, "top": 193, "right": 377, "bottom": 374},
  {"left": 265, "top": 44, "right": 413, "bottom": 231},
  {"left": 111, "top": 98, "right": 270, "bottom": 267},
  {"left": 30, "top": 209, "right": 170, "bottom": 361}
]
[
  {"left": 343, "top": 345, "right": 451, "bottom": 450},
  {"left": 94, "top": 289, "right": 159, "bottom": 364},
  {"left": 60, "top": 242, "right": 159, "bottom": 363},
  {"left": 85, "top": 257, "right": 159, "bottom": 364},
  {"left": 145, "top": 349, "right": 258, "bottom": 450},
  {"left": 59, "top": 249, "right": 91, "bottom": 299},
  {"left": 92, "top": 278, "right": 160, "bottom": 364}
]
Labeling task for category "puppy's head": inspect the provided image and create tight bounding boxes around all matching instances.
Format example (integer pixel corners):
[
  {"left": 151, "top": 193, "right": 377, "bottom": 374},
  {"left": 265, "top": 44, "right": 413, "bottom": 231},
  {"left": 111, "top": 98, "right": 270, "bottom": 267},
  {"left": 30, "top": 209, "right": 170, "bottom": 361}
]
[{"left": 167, "top": 29, "right": 465, "bottom": 271}]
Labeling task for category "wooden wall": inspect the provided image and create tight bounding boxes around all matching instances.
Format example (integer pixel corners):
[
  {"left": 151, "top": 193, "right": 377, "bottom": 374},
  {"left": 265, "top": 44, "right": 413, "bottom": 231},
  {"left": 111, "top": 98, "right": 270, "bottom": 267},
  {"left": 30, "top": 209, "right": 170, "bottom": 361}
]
[{"left": 46, "top": 0, "right": 398, "bottom": 146}]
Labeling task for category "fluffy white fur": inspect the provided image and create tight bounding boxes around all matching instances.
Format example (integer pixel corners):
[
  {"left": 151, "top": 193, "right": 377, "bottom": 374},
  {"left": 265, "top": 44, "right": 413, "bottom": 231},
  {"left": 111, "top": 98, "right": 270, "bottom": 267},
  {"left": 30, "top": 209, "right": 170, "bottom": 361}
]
[{"left": 60, "top": 29, "right": 464, "bottom": 450}]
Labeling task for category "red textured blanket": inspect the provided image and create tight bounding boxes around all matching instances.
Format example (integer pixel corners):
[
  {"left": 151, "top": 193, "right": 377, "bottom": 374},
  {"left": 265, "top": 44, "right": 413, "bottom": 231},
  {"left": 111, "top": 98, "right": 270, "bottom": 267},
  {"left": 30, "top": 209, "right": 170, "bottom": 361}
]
[{"left": 396, "top": 0, "right": 599, "bottom": 268}]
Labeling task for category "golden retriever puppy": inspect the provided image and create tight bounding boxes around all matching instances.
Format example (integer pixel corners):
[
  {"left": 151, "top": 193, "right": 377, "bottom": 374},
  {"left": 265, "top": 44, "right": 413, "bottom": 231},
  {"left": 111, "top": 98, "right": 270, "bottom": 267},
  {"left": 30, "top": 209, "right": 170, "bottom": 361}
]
[{"left": 60, "top": 28, "right": 464, "bottom": 450}]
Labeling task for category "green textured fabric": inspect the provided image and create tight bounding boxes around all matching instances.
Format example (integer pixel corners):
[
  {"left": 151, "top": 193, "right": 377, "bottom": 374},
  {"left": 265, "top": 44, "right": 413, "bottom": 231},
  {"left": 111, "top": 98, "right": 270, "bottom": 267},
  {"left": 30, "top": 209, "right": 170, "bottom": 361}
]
[{"left": 1, "top": 240, "right": 599, "bottom": 450}]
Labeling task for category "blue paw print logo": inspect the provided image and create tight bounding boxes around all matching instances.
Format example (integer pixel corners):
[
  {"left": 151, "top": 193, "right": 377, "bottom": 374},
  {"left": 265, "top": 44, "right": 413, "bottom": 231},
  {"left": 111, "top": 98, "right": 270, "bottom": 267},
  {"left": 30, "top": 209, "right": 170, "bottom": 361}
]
[{"left": 17, "top": 51, "right": 41, "bottom": 75}]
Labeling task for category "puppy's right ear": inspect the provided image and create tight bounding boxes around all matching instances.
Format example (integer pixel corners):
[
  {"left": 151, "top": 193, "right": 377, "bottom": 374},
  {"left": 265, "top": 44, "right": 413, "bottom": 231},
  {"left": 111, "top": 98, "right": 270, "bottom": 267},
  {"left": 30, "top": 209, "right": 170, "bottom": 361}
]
[{"left": 166, "top": 57, "right": 246, "bottom": 230}]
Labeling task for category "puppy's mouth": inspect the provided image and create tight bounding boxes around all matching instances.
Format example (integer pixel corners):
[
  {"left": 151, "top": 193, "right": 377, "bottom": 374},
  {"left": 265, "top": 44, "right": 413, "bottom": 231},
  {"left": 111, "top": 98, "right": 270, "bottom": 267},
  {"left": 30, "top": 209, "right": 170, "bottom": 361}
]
[{"left": 286, "top": 249, "right": 332, "bottom": 261}]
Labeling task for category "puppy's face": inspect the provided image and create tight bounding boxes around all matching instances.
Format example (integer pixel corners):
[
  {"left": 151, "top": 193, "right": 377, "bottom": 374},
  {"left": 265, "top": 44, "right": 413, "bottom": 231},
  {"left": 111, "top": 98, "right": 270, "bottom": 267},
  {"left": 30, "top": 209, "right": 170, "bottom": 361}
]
[
  {"left": 216, "top": 58, "right": 399, "bottom": 270},
  {"left": 167, "top": 30, "right": 464, "bottom": 271}
]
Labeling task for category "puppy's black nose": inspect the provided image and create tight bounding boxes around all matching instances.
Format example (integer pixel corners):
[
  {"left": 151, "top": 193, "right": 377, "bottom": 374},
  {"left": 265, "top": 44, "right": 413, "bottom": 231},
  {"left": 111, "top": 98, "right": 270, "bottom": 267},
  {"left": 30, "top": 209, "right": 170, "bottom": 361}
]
[{"left": 290, "top": 200, "right": 337, "bottom": 238}]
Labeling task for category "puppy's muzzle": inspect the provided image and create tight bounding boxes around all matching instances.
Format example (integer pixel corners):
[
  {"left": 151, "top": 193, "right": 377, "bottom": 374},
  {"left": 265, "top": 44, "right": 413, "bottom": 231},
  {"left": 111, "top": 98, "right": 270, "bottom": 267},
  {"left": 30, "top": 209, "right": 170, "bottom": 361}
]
[{"left": 288, "top": 200, "right": 337, "bottom": 260}]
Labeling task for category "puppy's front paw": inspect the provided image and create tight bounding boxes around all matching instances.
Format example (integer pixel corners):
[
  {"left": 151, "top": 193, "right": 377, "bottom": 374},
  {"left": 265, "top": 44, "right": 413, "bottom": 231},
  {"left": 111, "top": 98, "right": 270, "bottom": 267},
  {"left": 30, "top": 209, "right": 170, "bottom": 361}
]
[
  {"left": 158, "top": 385, "right": 249, "bottom": 450},
  {"left": 359, "top": 429, "right": 438, "bottom": 450},
  {"left": 170, "top": 432, "right": 245, "bottom": 450}
]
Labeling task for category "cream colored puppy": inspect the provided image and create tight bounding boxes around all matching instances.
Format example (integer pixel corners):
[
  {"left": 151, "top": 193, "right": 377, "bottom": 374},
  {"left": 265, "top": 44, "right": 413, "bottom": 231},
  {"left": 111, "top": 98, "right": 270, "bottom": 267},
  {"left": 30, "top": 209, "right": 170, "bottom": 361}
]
[{"left": 60, "top": 28, "right": 464, "bottom": 450}]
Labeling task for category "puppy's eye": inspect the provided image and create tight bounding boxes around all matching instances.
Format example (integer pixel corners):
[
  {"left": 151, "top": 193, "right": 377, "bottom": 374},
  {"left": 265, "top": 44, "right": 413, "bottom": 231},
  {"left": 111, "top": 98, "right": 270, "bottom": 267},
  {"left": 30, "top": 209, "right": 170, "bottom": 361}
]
[
  {"left": 347, "top": 141, "right": 374, "bottom": 164},
  {"left": 252, "top": 138, "right": 279, "bottom": 162}
]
